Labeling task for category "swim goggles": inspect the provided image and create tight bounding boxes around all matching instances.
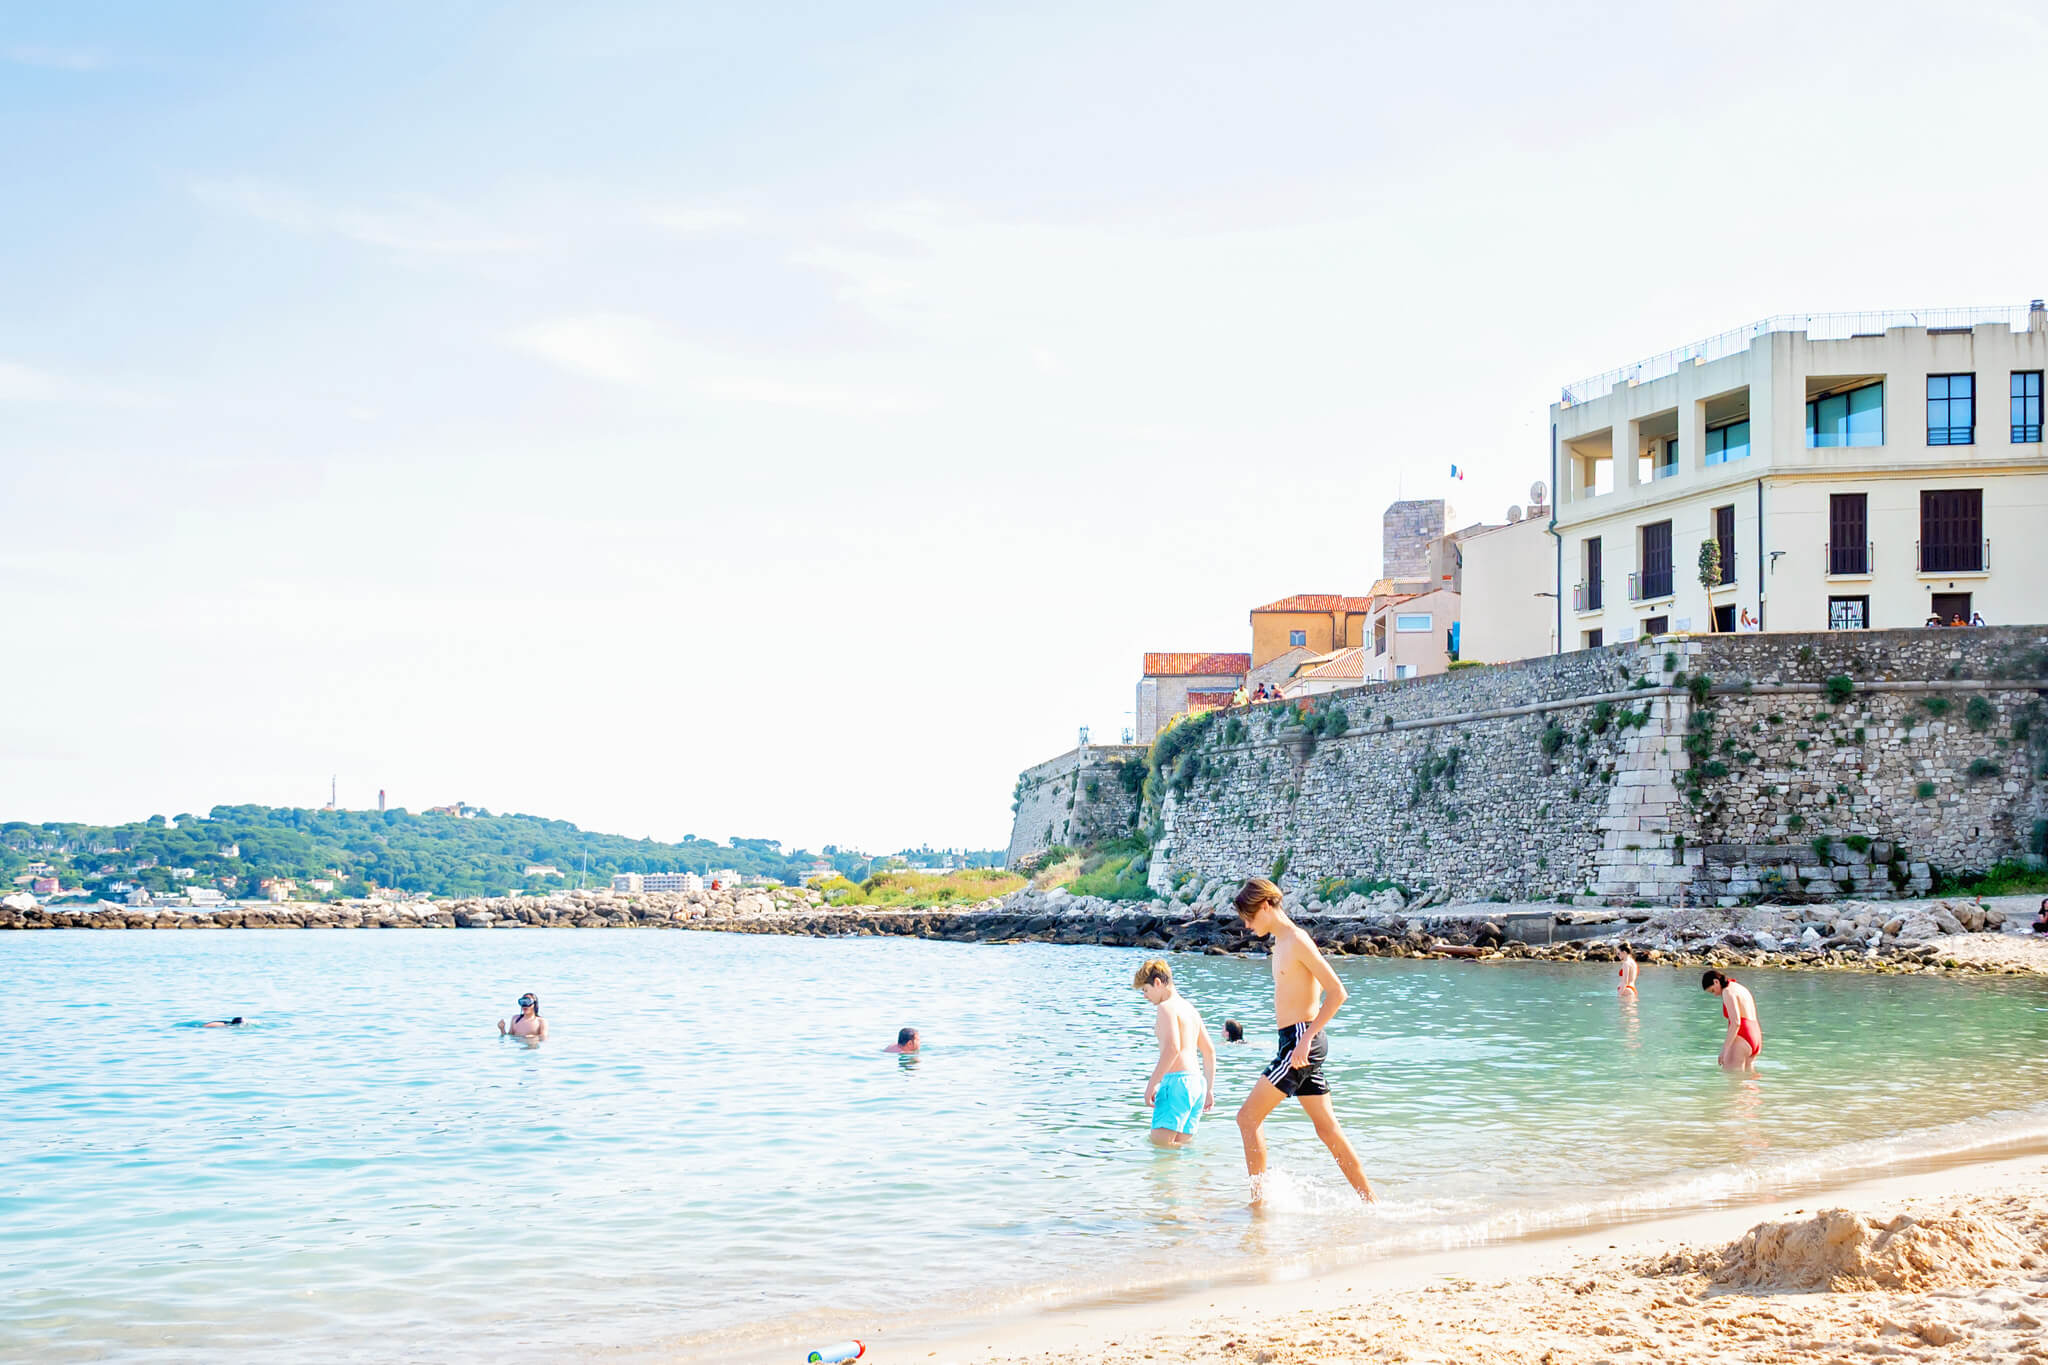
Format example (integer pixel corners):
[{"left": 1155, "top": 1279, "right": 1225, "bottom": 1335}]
[{"left": 518, "top": 994, "right": 537, "bottom": 1009}]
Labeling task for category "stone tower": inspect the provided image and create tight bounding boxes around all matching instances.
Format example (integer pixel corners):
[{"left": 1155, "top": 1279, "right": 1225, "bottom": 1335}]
[{"left": 1382, "top": 499, "right": 1447, "bottom": 583}]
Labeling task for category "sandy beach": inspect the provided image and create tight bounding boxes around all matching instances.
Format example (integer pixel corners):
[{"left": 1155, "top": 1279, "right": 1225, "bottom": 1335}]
[{"left": 879, "top": 1151, "right": 2048, "bottom": 1365}]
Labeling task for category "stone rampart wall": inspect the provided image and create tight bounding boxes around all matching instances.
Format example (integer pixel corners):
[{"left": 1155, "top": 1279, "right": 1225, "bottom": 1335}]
[
  {"left": 1005, "top": 744, "right": 1145, "bottom": 868},
  {"left": 1143, "top": 627, "right": 2048, "bottom": 904}
]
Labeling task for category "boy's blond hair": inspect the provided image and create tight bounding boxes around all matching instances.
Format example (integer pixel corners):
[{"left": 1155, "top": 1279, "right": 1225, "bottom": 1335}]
[{"left": 1132, "top": 957, "right": 1173, "bottom": 989}]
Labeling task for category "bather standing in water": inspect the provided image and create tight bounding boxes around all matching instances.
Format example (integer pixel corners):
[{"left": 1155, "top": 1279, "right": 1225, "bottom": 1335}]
[
  {"left": 1702, "top": 970, "right": 1760, "bottom": 1069},
  {"left": 1617, "top": 946, "right": 1638, "bottom": 995},
  {"left": 498, "top": 993, "right": 546, "bottom": 1040}
]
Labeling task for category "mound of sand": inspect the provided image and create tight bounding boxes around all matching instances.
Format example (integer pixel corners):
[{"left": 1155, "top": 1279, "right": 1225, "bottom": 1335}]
[{"left": 1652, "top": 1207, "right": 2039, "bottom": 1293}]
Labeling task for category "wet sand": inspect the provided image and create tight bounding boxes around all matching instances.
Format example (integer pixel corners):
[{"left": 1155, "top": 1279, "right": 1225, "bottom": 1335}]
[{"left": 888, "top": 1152, "right": 2048, "bottom": 1364}]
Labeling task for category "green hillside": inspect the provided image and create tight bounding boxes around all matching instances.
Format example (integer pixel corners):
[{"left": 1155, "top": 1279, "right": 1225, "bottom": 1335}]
[{"left": 1, "top": 805, "right": 998, "bottom": 900}]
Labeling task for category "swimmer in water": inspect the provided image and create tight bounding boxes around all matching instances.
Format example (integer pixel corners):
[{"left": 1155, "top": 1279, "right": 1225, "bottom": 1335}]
[
  {"left": 202, "top": 1016, "right": 246, "bottom": 1028},
  {"left": 1702, "top": 969, "right": 1760, "bottom": 1070},
  {"left": 883, "top": 1027, "right": 919, "bottom": 1054},
  {"left": 1617, "top": 945, "right": 1639, "bottom": 995},
  {"left": 1132, "top": 958, "right": 1216, "bottom": 1147},
  {"left": 498, "top": 993, "right": 546, "bottom": 1040},
  {"left": 1223, "top": 1019, "right": 1245, "bottom": 1044},
  {"left": 1232, "top": 877, "right": 1375, "bottom": 1203}
]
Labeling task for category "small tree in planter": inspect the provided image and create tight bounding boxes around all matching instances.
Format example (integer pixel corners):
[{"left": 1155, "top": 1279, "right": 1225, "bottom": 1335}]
[{"left": 1697, "top": 539, "right": 1722, "bottom": 629}]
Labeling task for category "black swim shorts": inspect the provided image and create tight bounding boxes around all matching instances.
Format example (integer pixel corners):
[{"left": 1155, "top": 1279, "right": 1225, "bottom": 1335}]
[{"left": 1262, "top": 1022, "right": 1330, "bottom": 1098}]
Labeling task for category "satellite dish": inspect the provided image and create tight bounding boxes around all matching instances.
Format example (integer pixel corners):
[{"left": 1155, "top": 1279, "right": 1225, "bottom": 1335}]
[
  {"left": 1507, "top": 506, "right": 1523, "bottom": 523},
  {"left": 1529, "top": 480, "right": 1548, "bottom": 505}
]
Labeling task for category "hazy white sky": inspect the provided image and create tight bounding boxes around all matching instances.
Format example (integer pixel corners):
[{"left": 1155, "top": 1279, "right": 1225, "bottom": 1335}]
[{"left": 4, "top": 1, "right": 2045, "bottom": 853}]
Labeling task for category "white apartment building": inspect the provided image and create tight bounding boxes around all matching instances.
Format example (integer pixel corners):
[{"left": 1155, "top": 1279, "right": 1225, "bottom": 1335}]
[
  {"left": 1551, "top": 303, "right": 2047, "bottom": 646},
  {"left": 642, "top": 872, "right": 703, "bottom": 893}
]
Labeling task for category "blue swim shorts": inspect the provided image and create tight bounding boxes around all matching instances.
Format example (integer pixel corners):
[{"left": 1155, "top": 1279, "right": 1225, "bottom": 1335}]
[{"left": 1150, "top": 1071, "right": 1204, "bottom": 1135}]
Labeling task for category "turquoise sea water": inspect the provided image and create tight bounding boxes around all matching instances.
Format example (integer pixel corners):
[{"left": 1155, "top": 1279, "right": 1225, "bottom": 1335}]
[{"left": 6, "top": 929, "right": 2048, "bottom": 1362}]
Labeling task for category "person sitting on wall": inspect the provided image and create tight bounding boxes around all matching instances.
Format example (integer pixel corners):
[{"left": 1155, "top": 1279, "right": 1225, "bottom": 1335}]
[
  {"left": 2032, "top": 900, "right": 2048, "bottom": 936},
  {"left": 1230, "top": 684, "right": 1250, "bottom": 708},
  {"left": 1925, "top": 612, "right": 1946, "bottom": 628},
  {"left": 1971, "top": 611, "right": 1988, "bottom": 627}
]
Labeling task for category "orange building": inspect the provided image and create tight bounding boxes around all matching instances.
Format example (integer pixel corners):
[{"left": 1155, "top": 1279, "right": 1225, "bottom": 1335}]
[{"left": 1247, "top": 594, "right": 1379, "bottom": 668}]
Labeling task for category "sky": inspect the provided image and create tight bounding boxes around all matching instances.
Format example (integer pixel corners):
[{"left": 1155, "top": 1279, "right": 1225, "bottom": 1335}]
[{"left": 4, "top": 1, "right": 2046, "bottom": 855}]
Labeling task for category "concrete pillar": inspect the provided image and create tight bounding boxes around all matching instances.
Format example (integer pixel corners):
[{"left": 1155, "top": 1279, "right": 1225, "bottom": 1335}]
[
  {"left": 1678, "top": 394, "right": 1706, "bottom": 475},
  {"left": 1618, "top": 417, "right": 1642, "bottom": 491}
]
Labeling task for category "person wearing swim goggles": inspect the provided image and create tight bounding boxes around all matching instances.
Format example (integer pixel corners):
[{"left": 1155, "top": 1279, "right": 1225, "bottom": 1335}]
[{"left": 498, "top": 992, "right": 547, "bottom": 1041}]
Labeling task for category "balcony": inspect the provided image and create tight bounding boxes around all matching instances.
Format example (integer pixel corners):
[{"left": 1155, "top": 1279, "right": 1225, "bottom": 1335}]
[
  {"left": 1628, "top": 569, "right": 1673, "bottom": 602},
  {"left": 1826, "top": 540, "right": 1873, "bottom": 576},
  {"left": 1918, "top": 538, "right": 1989, "bottom": 574},
  {"left": 1572, "top": 581, "right": 1603, "bottom": 612}
]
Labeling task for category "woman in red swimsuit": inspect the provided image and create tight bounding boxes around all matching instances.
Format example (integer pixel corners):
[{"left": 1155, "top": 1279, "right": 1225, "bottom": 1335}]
[{"left": 1702, "top": 970, "right": 1761, "bottom": 1069}]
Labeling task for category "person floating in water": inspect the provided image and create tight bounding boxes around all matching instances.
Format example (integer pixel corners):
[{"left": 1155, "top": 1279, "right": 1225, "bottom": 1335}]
[
  {"left": 1223, "top": 1019, "right": 1245, "bottom": 1044},
  {"left": 883, "top": 1027, "right": 919, "bottom": 1054},
  {"left": 1132, "top": 958, "right": 1216, "bottom": 1147},
  {"left": 1617, "top": 945, "right": 1639, "bottom": 995},
  {"left": 1702, "top": 970, "right": 1760, "bottom": 1069},
  {"left": 202, "top": 1016, "right": 246, "bottom": 1028},
  {"left": 498, "top": 993, "right": 546, "bottom": 1040},
  {"left": 1231, "top": 877, "right": 1375, "bottom": 1203}
]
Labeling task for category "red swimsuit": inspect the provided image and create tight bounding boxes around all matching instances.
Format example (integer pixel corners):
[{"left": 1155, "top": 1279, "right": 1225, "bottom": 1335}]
[{"left": 1724, "top": 989, "right": 1762, "bottom": 1058}]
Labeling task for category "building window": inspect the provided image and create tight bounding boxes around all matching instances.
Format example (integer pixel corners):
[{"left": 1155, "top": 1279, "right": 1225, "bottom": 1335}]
[
  {"left": 1926, "top": 374, "right": 1974, "bottom": 445},
  {"left": 1642, "top": 615, "right": 1669, "bottom": 637},
  {"left": 1395, "top": 613, "right": 1433, "bottom": 632},
  {"left": 1583, "top": 628, "right": 1604, "bottom": 649},
  {"left": 1919, "top": 489, "right": 1983, "bottom": 572},
  {"left": 1394, "top": 664, "right": 1415, "bottom": 680},
  {"left": 1806, "top": 382, "right": 1884, "bottom": 448},
  {"left": 1582, "top": 537, "right": 1603, "bottom": 611},
  {"left": 2015, "top": 371, "right": 2043, "bottom": 443},
  {"left": 1712, "top": 604, "right": 1735, "bottom": 633},
  {"left": 1373, "top": 619, "right": 1386, "bottom": 655},
  {"left": 1713, "top": 504, "right": 1736, "bottom": 585},
  {"left": 1828, "top": 493, "right": 1869, "bottom": 574},
  {"left": 1638, "top": 520, "right": 1673, "bottom": 600},
  {"left": 1288, "top": 629, "right": 1307, "bottom": 648},
  {"left": 1704, "top": 419, "right": 1751, "bottom": 465},
  {"left": 1828, "top": 596, "right": 1869, "bottom": 630}
]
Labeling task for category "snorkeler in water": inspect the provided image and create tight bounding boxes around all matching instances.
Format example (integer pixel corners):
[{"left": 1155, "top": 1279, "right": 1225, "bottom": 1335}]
[
  {"left": 498, "top": 993, "right": 546, "bottom": 1040},
  {"left": 202, "top": 1017, "right": 247, "bottom": 1028}
]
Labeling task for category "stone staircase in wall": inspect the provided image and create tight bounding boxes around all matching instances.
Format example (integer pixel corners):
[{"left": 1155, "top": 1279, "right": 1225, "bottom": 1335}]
[{"left": 1590, "top": 642, "right": 1698, "bottom": 904}]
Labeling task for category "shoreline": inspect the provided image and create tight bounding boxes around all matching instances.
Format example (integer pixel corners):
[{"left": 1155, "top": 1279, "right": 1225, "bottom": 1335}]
[
  {"left": 852, "top": 1146, "right": 2048, "bottom": 1365},
  {"left": 9, "top": 886, "right": 2047, "bottom": 976}
]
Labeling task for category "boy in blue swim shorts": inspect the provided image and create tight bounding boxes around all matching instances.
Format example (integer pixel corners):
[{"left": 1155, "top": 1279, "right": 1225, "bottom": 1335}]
[{"left": 1132, "top": 958, "right": 1217, "bottom": 1147}]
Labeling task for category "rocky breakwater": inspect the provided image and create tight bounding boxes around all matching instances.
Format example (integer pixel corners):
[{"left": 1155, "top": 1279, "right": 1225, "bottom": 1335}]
[
  {"left": 706, "top": 879, "right": 2040, "bottom": 977},
  {"left": 0, "top": 884, "right": 831, "bottom": 930}
]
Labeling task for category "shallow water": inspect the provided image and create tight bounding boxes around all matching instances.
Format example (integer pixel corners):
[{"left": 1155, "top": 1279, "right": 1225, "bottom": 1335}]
[{"left": 5, "top": 929, "right": 2048, "bottom": 1362}]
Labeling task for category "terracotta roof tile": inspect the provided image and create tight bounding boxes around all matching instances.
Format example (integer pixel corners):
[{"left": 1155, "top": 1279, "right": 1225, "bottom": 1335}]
[
  {"left": 1143, "top": 651, "right": 1252, "bottom": 677},
  {"left": 1250, "top": 594, "right": 1377, "bottom": 614}
]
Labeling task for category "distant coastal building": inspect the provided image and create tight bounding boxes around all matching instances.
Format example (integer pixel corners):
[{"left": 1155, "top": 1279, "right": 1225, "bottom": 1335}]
[
  {"left": 611, "top": 872, "right": 643, "bottom": 893},
  {"left": 1363, "top": 587, "right": 1461, "bottom": 682},
  {"left": 30, "top": 876, "right": 59, "bottom": 896},
  {"left": 643, "top": 872, "right": 703, "bottom": 893},
  {"left": 186, "top": 888, "right": 226, "bottom": 907},
  {"left": 1247, "top": 596, "right": 1374, "bottom": 669},
  {"left": 1553, "top": 301, "right": 2048, "bottom": 643},
  {"left": 1135, "top": 651, "right": 1252, "bottom": 743},
  {"left": 522, "top": 864, "right": 563, "bottom": 878}
]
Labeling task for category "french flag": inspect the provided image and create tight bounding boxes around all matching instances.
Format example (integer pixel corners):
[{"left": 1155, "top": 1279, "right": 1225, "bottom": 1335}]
[{"left": 1449, "top": 464, "right": 1465, "bottom": 480}]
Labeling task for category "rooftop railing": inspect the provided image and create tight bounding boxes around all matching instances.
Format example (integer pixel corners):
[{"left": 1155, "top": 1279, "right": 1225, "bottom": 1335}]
[{"left": 1559, "top": 305, "right": 2036, "bottom": 407}]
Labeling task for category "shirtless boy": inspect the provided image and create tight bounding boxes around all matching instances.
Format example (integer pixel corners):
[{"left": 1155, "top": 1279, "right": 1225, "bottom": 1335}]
[
  {"left": 1232, "top": 878, "right": 1374, "bottom": 1202},
  {"left": 1132, "top": 959, "right": 1216, "bottom": 1146},
  {"left": 1702, "top": 969, "right": 1761, "bottom": 1069}
]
